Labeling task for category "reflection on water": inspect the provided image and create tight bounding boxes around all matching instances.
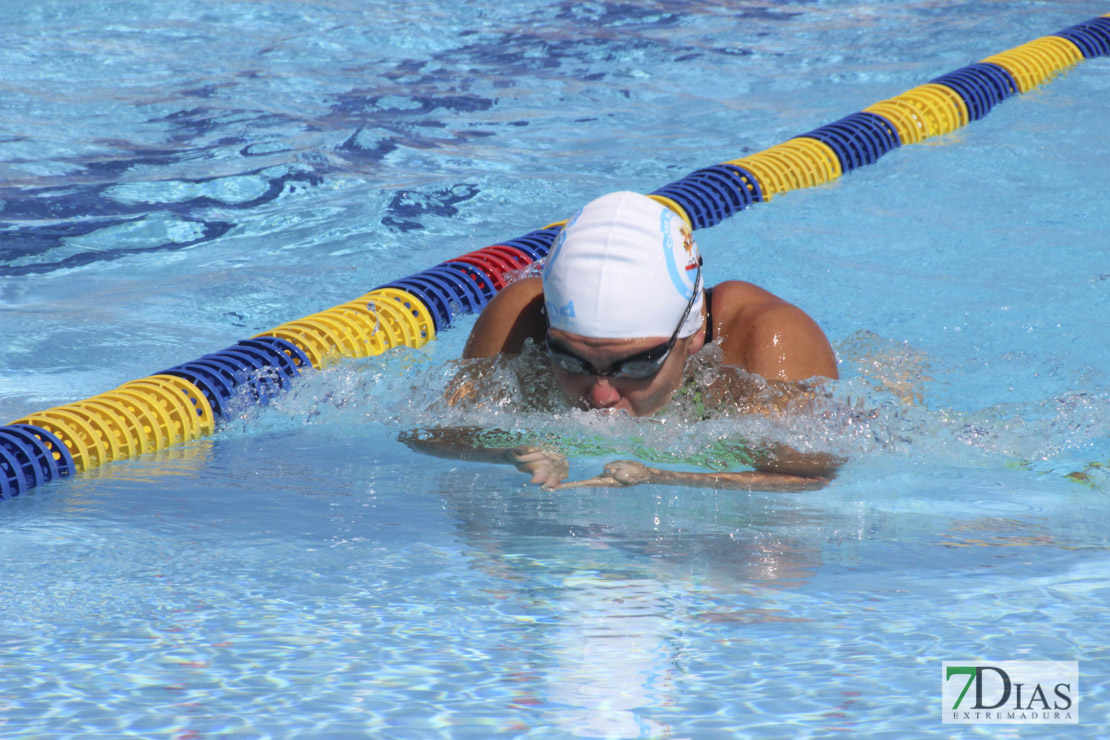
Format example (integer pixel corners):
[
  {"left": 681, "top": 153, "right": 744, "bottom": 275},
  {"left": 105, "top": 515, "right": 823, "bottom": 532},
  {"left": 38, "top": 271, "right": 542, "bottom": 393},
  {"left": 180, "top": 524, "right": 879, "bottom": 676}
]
[
  {"left": 545, "top": 574, "right": 678, "bottom": 738},
  {"left": 433, "top": 462, "right": 829, "bottom": 736}
]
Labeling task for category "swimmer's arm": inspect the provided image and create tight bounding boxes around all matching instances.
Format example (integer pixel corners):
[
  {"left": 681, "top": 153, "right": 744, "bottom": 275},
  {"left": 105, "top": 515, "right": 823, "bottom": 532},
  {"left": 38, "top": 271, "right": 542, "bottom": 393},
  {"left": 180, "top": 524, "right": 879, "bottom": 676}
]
[
  {"left": 652, "top": 468, "right": 830, "bottom": 492},
  {"left": 557, "top": 444, "right": 843, "bottom": 492},
  {"left": 399, "top": 427, "right": 516, "bottom": 463},
  {"left": 643, "top": 465, "right": 830, "bottom": 491},
  {"left": 747, "top": 444, "right": 844, "bottom": 480},
  {"left": 399, "top": 427, "right": 569, "bottom": 488},
  {"left": 558, "top": 459, "right": 836, "bottom": 492}
]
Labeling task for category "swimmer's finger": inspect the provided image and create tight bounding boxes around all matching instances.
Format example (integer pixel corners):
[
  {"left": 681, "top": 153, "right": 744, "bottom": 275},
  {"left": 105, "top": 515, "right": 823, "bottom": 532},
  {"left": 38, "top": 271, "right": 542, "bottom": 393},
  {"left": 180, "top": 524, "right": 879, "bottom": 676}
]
[
  {"left": 510, "top": 450, "right": 570, "bottom": 489},
  {"left": 530, "top": 467, "right": 563, "bottom": 487}
]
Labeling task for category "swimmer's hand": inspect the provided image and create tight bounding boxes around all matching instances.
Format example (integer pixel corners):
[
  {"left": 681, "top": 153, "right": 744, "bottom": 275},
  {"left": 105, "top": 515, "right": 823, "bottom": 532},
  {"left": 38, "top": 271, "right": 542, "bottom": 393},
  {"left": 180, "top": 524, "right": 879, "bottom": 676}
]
[
  {"left": 507, "top": 445, "right": 569, "bottom": 489},
  {"left": 557, "top": 460, "right": 830, "bottom": 491}
]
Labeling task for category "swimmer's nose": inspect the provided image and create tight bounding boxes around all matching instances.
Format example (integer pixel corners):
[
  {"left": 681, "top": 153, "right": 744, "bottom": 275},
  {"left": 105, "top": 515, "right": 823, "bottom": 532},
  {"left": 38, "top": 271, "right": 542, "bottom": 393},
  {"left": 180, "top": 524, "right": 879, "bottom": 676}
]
[{"left": 585, "top": 377, "right": 621, "bottom": 409}]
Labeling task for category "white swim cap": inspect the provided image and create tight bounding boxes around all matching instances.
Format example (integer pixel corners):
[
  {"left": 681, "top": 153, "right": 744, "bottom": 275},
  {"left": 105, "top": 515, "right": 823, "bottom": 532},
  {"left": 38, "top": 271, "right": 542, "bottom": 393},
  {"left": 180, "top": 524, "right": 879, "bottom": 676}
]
[{"left": 542, "top": 191, "right": 704, "bottom": 339}]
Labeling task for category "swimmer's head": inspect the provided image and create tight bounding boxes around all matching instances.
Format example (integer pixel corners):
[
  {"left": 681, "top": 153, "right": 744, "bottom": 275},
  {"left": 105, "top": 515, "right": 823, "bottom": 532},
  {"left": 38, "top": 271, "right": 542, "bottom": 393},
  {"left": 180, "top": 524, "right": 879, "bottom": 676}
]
[{"left": 542, "top": 191, "right": 704, "bottom": 340}]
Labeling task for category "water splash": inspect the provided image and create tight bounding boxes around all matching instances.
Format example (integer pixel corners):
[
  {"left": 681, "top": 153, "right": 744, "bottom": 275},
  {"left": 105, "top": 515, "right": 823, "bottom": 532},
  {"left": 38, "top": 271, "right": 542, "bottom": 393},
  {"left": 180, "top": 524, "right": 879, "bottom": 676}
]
[{"left": 211, "top": 327, "right": 1110, "bottom": 490}]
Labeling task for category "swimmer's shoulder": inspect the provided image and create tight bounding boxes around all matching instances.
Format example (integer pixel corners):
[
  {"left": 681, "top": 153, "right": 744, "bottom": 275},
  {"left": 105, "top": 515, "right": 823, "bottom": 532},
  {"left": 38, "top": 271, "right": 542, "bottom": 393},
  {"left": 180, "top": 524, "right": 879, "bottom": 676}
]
[
  {"left": 463, "top": 277, "right": 546, "bottom": 358},
  {"left": 708, "top": 280, "right": 791, "bottom": 335},
  {"left": 709, "top": 280, "right": 838, "bottom": 380}
]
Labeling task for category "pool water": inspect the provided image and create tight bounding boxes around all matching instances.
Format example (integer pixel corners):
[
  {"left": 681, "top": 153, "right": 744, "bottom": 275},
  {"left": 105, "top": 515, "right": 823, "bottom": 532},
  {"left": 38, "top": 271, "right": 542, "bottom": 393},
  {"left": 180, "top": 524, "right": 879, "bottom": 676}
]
[{"left": 2, "top": 0, "right": 1110, "bottom": 737}]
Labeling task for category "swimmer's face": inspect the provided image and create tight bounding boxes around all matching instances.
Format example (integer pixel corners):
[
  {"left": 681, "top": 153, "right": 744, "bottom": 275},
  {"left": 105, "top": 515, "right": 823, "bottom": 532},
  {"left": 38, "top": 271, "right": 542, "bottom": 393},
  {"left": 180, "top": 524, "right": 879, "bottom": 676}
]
[{"left": 546, "top": 329, "right": 695, "bottom": 416}]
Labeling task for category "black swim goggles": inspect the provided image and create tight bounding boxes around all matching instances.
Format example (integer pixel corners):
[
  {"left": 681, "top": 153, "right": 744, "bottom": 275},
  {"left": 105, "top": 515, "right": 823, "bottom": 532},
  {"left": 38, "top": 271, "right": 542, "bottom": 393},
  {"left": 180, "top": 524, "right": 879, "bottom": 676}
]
[{"left": 546, "top": 265, "right": 702, "bottom": 381}]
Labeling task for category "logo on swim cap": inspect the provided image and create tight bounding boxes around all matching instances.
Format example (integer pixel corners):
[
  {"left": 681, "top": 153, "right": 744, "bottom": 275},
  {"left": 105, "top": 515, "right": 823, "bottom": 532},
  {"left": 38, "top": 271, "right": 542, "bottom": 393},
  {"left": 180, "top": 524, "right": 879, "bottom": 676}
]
[
  {"left": 554, "top": 299, "right": 575, "bottom": 318},
  {"left": 659, "top": 208, "right": 699, "bottom": 300},
  {"left": 682, "top": 224, "right": 697, "bottom": 266}
]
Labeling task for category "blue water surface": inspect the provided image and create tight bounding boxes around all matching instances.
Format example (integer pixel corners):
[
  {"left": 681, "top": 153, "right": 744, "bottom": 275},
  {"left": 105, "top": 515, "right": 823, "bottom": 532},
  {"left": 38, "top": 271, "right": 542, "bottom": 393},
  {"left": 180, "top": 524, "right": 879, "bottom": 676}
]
[{"left": 2, "top": 0, "right": 1110, "bottom": 737}]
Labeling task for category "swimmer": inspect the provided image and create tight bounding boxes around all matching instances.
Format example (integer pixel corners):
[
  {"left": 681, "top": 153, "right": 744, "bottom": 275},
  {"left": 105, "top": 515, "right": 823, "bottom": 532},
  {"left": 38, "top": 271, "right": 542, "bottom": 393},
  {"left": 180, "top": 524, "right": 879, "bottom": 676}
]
[{"left": 405, "top": 190, "right": 841, "bottom": 490}]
